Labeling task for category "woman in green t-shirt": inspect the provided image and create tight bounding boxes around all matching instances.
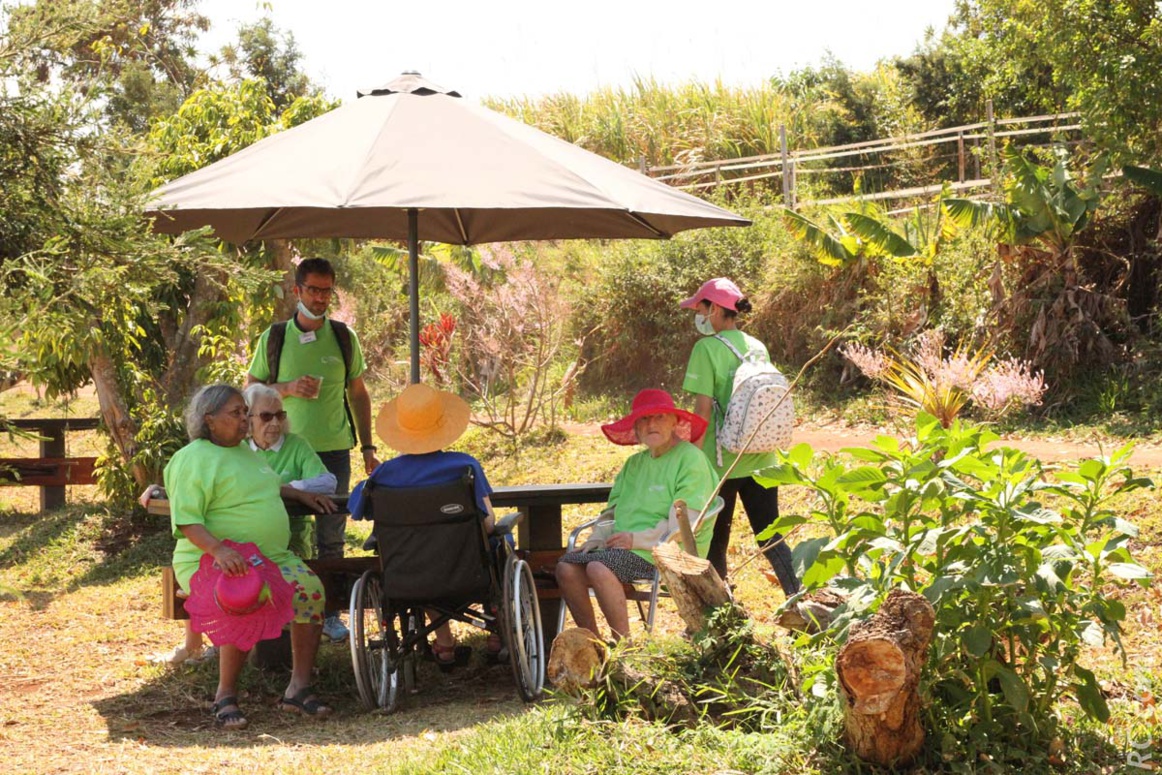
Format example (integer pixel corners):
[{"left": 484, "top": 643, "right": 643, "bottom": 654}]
[
  {"left": 680, "top": 277, "right": 800, "bottom": 596},
  {"left": 165, "top": 384, "right": 335, "bottom": 729},
  {"left": 556, "top": 389, "right": 716, "bottom": 642}
]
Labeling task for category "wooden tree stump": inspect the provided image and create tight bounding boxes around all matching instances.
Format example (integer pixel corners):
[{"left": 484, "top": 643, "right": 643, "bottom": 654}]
[
  {"left": 652, "top": 541, "right": 732, "bottom": 634},
  {"left": 836, "top": 589, "right": 936, "bottom": 767},
  {"left": 547, "top": 627, "right": 607, "bottom": 693}
]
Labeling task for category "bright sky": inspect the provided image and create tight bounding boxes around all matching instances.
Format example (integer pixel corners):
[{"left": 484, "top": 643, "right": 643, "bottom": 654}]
[{"left": 197, "top": 0, "right": 959, "bottom": 103}]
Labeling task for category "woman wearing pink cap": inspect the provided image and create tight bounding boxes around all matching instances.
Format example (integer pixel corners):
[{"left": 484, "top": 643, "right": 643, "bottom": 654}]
[
  {"left": 555, "top": 389, "right": 716, "bottom": 641},
  {"left": 680, "top": 278, "right": 800, "bottom": 595}
]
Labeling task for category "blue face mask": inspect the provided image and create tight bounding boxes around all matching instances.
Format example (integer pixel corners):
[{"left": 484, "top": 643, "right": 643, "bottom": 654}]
[
  {"left": 694, "top": 313, "right": 715, "bottom": 336},
  {"left": 297, "top": 300, "right": 325, "bottom": 321}
]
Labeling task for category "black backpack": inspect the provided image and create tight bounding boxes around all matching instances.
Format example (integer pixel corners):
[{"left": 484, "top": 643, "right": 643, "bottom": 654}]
[{"left": 266, "top": 319, "right": 356, "bottom": 443}]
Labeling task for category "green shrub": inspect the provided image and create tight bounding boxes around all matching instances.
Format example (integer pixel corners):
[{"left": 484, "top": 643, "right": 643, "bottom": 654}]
[{"left": 760, "top": 414, "right": 1153, "bottom": 751}]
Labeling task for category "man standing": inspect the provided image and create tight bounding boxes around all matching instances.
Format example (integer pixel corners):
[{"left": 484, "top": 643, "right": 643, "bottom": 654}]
[{"left": 247, "top": 257, "right": 380, "bottom": 641}]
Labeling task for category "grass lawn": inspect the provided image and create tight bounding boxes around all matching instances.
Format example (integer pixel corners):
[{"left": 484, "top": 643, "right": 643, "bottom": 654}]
[{"left": 1, "top": 385, "right": 1159, "bottom": 773}]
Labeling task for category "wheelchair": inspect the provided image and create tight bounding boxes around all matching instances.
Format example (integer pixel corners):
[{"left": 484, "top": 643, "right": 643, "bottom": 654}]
[{"left": 347, "top": 469, "right": 545, "bottom": 712}]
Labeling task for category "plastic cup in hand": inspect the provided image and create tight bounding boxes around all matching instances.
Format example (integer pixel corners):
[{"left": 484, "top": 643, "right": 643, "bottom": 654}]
[{"left": 304, "top": 374, "right": 322, "bottom": 399}]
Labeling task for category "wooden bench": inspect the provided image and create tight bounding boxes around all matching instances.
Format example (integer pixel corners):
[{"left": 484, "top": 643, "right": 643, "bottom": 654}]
[{"left": 0, "top": 418, "right": 100, "bottom": 510}]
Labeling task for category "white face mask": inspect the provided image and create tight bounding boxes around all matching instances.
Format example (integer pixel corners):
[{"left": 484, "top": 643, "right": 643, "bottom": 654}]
[
  {"left": 297, "top": 300, "right": 326, "bottom": 321},
  {"left": 694, "top": 313, "right": 716, "bottom": 336}
]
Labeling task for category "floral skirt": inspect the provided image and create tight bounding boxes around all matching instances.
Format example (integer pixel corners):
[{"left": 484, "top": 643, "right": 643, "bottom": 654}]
[{"left": 557, "top": 548, "right": 655, "bottom": 584}]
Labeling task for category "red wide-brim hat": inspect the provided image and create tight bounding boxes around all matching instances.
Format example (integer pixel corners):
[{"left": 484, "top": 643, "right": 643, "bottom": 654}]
[
  {"left": 601, "top": 389, "right": 708, "bottom": 446},
  {"left": 185, "top": 540, "right": 295, "bottom": 651}
]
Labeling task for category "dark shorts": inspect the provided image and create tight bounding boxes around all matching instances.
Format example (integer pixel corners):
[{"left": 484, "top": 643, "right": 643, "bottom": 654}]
[{"left": 557, "top": 548, "right": 656, "bottom": 583}]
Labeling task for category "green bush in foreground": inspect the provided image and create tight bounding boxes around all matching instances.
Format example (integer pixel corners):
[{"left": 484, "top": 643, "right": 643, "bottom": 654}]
[{"left": 759, "top": 414, "right": 1153, "bottom": 757}]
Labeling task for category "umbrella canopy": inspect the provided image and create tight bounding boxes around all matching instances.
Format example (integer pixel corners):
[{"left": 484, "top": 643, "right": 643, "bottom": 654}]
[{"left": 145, "top": 72, "right": 751, "bottom": 379}]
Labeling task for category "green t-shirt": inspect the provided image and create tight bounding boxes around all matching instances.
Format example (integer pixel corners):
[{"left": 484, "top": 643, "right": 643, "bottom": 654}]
[
  {"left": 252, "top": 432, "right": 329, "bottom": 484},
  {"left": 607, "top": 440, "right": 716, "bottom": 562},
  {"left": 682, "top": 330, "right": 778, "bottom": 480},
  {"left": 247, "top": 317, "right": 366, "bottom": 453},
  {"left": 164, "top": 439, "right": 294, "bottom": 590}
]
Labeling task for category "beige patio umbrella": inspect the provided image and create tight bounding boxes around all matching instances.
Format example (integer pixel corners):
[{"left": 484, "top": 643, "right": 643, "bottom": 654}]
[{"left": 145, "top": 72, "right": 750, "bottom": 381}]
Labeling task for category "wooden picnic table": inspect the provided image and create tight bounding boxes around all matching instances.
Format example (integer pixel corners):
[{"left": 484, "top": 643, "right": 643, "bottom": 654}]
[{"left": 147, "top": 482, "right": 613, "bottom": 552}]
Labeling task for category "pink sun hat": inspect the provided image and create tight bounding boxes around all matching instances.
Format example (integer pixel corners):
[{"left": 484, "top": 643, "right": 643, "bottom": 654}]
[
  {"left": 601, "top": 389, "right": 708, "bottom": 446},
  {"left": 184, "top": 540, "right": 295, "bottom": 651},
  {"left": 679, "top": 277, "right": 743, "bottom": 311}
]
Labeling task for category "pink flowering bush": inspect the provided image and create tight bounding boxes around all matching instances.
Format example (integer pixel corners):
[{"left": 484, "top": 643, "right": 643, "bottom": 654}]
[
  {"left": 841, "top": 329, "right": 1046, "bottom": 427},
  {"left": 445, "top": 251, "right": 582, "bottom": 440}
]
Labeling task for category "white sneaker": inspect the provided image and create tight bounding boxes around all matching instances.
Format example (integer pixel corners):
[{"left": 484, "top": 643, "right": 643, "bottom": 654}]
[{"left": 322, "top": 615, "right": 349, "bottom": 642}]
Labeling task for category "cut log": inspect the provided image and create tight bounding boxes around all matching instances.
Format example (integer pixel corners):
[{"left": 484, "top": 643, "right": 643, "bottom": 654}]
[
  {"left": 652, "top": 541, "right": 732, "bottom": 634},
  {"left": 547, "top": 627, "right": 607, "bottom": 693},
  {"left": 836, "top": 589, "right": 936, "bottom": 767}
]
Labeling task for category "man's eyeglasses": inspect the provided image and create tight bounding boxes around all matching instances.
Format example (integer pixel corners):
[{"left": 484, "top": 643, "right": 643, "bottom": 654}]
[
  {"left": 300, "top": 284, "right": 334, "bottom": 297},
  {"left": 251, "top": 410, "right": 288, "bottom": 423}
]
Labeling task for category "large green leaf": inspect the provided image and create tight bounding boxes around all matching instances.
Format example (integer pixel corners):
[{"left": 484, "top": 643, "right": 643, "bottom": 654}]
[
  {"left": 1073, "top": 666, "right": 1110, "bottom": 723},
  {"left": 1122, "top": 165, "right": 1162, "bottom": 196},
  {"left": 781, "top": 208, "right": 856, "bottom": 266},
  {"left": 1106, "top": 562, "right": 1153, "bottom": 581},
  {"left": 844, "top": 212, "right": 918, "bottom": 258}
]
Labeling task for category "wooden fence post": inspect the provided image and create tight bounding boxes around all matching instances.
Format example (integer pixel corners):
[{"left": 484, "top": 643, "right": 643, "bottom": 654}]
[
  {"left": 986, "top": 99, "right": 999, "bottom": 187},
  {"left": 957, "top": 132, "right": 966, "bottom": 183},
  {"left": 638, "top": 155, "right": 647, "bottom": 174},
  {"left": 779, "top": 124, "right": 794, "bottom": 208}
]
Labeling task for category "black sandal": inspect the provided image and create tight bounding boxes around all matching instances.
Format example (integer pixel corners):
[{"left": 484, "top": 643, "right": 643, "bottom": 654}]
[
  {"left": 211, "top": 695, "right": 249, "bottom": 730},
  {"left": 279, "top": 686, "right": 333, "bottom": 717}
]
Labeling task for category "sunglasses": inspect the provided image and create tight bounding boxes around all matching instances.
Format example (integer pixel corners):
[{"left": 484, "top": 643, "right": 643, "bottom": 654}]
[{"left": 251, "top": 410, "right": 288, "bottom": 423}]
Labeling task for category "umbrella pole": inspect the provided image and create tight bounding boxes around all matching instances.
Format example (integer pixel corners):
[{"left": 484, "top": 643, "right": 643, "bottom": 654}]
[{"left": 408, "top": 208, "right": 421, "bottom": 384}]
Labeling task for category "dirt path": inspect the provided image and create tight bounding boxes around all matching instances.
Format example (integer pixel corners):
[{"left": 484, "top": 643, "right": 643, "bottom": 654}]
[{"left": 560, "top": 420, "right": 1162, "bottom": 467}]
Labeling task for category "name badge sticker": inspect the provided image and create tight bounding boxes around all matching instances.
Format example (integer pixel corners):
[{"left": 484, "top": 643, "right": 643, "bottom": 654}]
[{"left": 299, "top": 331, "right": 317, "bottom": 344}]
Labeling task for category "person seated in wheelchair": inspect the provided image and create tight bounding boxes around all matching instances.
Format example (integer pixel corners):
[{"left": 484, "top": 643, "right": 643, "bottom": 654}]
[
  {"left": 348, "top": 382, "right": 502, "bottom": 668},
  {"left": 556, "top": 389, "right": 717, "bottom": 642}
]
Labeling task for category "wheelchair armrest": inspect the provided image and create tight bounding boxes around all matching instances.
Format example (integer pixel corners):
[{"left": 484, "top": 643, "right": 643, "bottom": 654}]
[{"left": 492, "top": 510, "right": 524, "bottom": 536}]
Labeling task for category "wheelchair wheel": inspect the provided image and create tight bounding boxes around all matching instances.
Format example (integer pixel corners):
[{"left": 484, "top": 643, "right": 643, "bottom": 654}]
[
  {"left": 350, "top": 569, "right": 398, "bottom": 711},
  {"left": 503, "top": 555, "right": 545, "bottom": 701}
]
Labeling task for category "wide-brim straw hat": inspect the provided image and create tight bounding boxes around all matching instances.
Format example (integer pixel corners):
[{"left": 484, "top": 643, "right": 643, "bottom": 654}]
[
  {"left": 601, "top": 388, "right": 708, "bottom": 446},
  {"left": 376, "top": 382, "right": 471, "bottom": 455},
  {"left": 185, "top": 540, "right": 295, "bottom": 651}
]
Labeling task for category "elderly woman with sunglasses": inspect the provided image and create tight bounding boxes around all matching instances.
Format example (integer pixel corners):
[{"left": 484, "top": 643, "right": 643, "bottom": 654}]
[{"left": 243, "top": 383, "right": 338, "bottom": 558}]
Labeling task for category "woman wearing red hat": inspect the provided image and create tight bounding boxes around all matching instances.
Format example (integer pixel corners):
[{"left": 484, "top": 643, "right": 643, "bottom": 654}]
[
  {"left": 555, "top": 389, "right": 716, "bottom": 641},
  {"left": 680, "top": 278, "right": 800, "bottom": 595}
]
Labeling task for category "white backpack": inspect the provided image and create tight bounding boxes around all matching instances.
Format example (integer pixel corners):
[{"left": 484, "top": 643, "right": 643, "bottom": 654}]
[{"left": 712, "top": 335, "right": 794, "bottom": 466}]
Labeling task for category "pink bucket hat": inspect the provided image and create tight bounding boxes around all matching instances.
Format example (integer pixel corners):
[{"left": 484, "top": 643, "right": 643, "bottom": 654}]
[
  {"left": 184, "top": 540, "right": 295, "bottom": 651},
  {"left": 679, "top": 277, "right": 743, "bottom": 311},
  {"left": 601, "top": 389, "right": 708, "bottom": 446}
]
